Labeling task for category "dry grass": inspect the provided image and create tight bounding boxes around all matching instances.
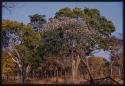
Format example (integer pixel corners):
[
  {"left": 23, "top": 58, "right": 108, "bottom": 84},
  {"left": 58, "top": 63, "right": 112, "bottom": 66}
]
[
  {"left": 29, "top": 77, "right": 64, "bottom": 84},
  {"left": 2, "top": 77, "right": 123, "bottom": 84}
]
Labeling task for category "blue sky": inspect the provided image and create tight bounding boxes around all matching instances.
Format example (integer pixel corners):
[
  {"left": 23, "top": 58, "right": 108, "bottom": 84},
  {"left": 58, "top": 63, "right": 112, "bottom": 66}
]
[
  {"left": 91, "top": 49, "right": 111, "bottom": 62},
  {"left": 2, "top": 2, "right": 123, "bottom": 33},
  {"left": 2, "top": 2, "right": 123, "bottom": 61}
]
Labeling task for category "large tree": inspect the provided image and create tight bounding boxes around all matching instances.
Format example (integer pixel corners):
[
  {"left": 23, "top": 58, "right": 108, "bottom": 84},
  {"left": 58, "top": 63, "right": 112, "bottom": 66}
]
[
  {"left": 39, "top": 7, "right": 116, "bottom": 84},
  {"left": 2, "top": 19, "right": 41, "bottom": 83}
]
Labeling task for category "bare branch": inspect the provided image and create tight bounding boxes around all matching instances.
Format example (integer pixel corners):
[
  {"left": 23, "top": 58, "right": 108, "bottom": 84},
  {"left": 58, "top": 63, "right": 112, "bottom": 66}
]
[{"left": 7, "top": 51, "right": 19, "bottom": 64}]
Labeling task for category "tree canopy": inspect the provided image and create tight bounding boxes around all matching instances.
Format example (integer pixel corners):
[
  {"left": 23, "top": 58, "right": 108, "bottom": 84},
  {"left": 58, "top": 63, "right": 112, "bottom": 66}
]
[{"left": 2, "top": 7, "right": 123, "bottom": 84}]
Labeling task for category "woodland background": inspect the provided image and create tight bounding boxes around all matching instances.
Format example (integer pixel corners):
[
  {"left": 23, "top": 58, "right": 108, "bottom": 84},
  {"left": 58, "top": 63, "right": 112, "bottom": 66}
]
[{"left": 2, "top": 2, "right": 123, "bottom": 84}]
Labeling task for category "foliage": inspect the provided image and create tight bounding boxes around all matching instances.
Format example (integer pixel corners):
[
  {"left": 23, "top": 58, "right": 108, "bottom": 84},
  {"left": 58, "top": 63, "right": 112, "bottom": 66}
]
[
  {"left": 2, "top": 19, "right": 23, "bottom": 31},
  {"left": 2, "top": 52, "right": 18, "bottom": 76},
  {"left": 55, "top": 7, "right": 115, "bottom": 36},
  {"left": 29, "top": 14, "right": 46, "bottom": 32},
  {"left": 2, "top": 7, "right": 123, "bottom": 84},
  {"left": 29, "top": 14, "right": 46, "bottom": 23}
]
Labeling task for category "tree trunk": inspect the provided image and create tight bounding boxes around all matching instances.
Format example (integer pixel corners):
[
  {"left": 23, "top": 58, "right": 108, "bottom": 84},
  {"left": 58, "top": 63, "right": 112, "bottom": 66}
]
[
  {"left": 118, "top": 66, "right": 121, "bottom": 76},
  {"left": 19, "top": 65, "right": 26, "bottom": 84},
  {"left": 25, "top": 64, "right": 31, "bottom": 80},
  {"left": 50, "top": 70, "right": 52, "bottom": 78},
  {"left": 71, "top": 46, "right": 74, "bottom": 84},
  {"left": 7, "top": 75, "right": 8, "bottom": 81},
  {"left": 80, "top": 56, "right": 95, "bottom": 84},
  {"left": 110, "top": 63, "right": 113, "bottom": 76},
  {"left": 72, "top": 60, "right": 75, "bottom": 83},
  {"left": 75, "top": 56, "right": 80, "bottom": 79},
  {"left": 60, "top": 69, "right": 62, "bottom": 77},
  {"left": 20, "top": 66, "right": 23, "bottom": 83},
  {"left": 72, "top": 55, "right": 80, "bottom": 84},
  {"left": 54, "top": 70, "right": 56, "bottom": 77},
  {"left": 57, "top": 70, "right": 58, "bottom": 77},
  {"left": 33, "top": 70, "right": 35, "bottom": 79}
]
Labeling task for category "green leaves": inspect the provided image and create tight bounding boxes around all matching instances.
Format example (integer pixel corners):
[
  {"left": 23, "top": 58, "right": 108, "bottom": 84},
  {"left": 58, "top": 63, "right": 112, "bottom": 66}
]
[
  {"left": 23, "top": 31, "right": 41, "bottom": 48},
  {"left": 55, "top": 7, "right": 116, "bottom": 36},
  {"left": 40, "top": 29, "right": 65, "bottom": 58},
  {"left": 21, "top": 25, "right": 32, "bottom": 33},
  {"left": 73, "top": 7, "right": 83, "bottom": 18},
  {"left": 2, "top": 19, "right": 42, "bottom": 67},
  {"left": 29, "top": 14, "right": 46, "bottom": 23},
  {"left": 2, "top": 52, "right": 18, "bottom": 76},
  {"left": 55, "top": 7, "right": 74, "bottom": 18},
  {"left": 2, "top": 19, "right": 23, "bottom": 31}
]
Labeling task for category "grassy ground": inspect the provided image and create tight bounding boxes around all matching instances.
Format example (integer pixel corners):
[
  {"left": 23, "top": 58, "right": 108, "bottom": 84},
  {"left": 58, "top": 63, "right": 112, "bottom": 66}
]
[{"left": 2, "top": 77, "right": 123, "bottom": 84}]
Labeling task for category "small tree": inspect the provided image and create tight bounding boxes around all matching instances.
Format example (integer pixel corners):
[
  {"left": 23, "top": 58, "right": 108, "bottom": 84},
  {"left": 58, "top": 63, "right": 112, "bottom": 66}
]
[
  {"left": 29, "top": 14, "right": 46, "bottom": 32},
  {"left": 109, "top": 36, "right": 123, "bottom": 77}
]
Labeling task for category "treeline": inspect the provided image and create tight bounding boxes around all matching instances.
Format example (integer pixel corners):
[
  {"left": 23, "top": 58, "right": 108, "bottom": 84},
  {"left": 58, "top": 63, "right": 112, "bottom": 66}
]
[{"left": 2, "top": 7, "right": 123, "bottom": 84}]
